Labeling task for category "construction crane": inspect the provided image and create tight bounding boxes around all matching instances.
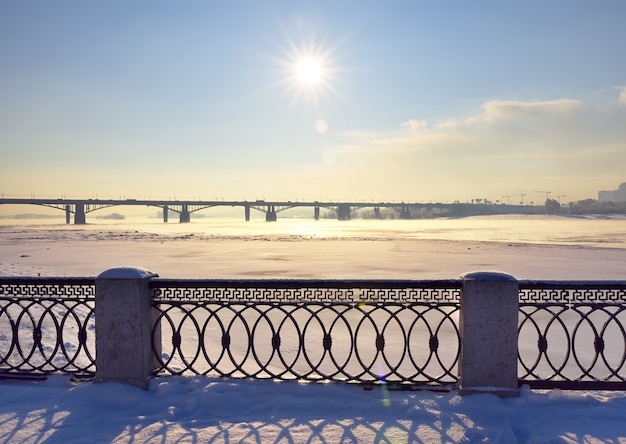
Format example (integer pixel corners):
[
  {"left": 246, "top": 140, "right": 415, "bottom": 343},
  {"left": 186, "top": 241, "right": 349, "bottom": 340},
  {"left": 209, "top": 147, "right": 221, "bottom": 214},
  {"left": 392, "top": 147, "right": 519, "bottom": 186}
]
[
  {"left": 512, "top": 193, "right": 526, "bottom": 205},
  {"left": 535, "top": 191, "right": 551, "bottom": 202}
]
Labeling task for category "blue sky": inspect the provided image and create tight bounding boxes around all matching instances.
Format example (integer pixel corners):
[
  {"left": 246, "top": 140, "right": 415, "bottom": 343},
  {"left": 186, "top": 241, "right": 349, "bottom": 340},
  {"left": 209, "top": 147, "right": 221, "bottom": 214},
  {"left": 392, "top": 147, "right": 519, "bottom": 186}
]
[{"left": 1, "top": 1, "right": 625, "bottom": 203}]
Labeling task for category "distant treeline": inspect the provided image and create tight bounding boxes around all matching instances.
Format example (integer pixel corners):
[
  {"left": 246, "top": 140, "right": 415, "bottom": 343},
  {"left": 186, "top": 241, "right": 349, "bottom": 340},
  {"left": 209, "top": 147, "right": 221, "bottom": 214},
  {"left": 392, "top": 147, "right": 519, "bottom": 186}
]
[
  {"left": 95, "top": 213, "right": 125, "bottom": 220},
  {"left": 349, "top": 199, "right": 626, "bottom": 219},
  {"left": 567, "top": 199, "right": 626, "bottom": 215},
  {"left": 357, "top": 208, "right": 454, "bottom": 219},
  {"left": 0, "top": 213, "right": 63, "bottom": 219}
]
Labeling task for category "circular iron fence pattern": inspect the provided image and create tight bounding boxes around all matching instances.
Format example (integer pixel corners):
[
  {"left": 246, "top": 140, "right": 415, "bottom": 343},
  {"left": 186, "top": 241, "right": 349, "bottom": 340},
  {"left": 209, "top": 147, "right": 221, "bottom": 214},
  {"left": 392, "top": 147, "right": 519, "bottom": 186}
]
[
  {"left": 407, "top": 304, "right": 460, "bottom": 382},
  {"left": 153, "top": 302, "right": 460, "bottom": 384},
  {"left": 0, "top": 278, "right": 96, "bottom": 376},
  {"left": 151, "top": 280, "right": 462, "bottom": 386},
  {"left": 518, "top": 305, "right": 573, "bottom": 380},
  {"left": 518, "top": 282, "right": 626, "bottom": 388}
]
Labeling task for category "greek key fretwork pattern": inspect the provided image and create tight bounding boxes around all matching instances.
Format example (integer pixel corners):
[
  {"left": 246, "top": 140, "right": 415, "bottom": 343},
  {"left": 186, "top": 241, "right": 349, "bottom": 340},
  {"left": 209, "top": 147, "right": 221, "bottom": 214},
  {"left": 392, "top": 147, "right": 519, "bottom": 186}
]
[
  {"left": 154, "top": 287, "right": 362, "bottom": 302},
  {"left": 151, "top": 280, "right": 462, "bottom": 303},
  {"left": 0, "top": 279, "right": 95, "bottom": 301},
  {"left": 520, "top": 284, "right": 626, "bottom": 303}
]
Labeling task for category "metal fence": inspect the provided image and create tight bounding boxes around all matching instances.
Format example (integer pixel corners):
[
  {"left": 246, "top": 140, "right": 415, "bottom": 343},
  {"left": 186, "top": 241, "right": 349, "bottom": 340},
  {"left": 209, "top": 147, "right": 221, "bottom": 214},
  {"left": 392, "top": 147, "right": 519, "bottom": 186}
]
[
  {"left": 150, "top": 279, "right": 461, "bottom": 388},
  {"left": 2, "top": 276, "right": 626, "bottom": 390},
  {"left": 518, "top": 281, "right": 626, "bottom": 390},
  {"left": 0, "top": 277, "right": 96, "bottom": 378}
]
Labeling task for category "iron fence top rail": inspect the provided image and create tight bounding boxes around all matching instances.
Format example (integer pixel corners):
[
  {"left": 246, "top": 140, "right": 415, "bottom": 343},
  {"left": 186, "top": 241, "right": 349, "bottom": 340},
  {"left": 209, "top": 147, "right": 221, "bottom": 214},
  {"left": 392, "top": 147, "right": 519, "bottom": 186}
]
[
  {"left": 519, "top": 280, "right": 626, "bottom": 303},
  {"left": 150, "top": 279, "right": 463, "bottom": 303},
  {"left": 519, "top": 280, "right": 626, "bottom": 290},
  {"left": 0, "top": 277, "right": 96, "bottom": 285},
  {"left": 3, "top": 277, "right": 625, "bottom": 289},
  {"left": 149, "top": 278, "right": 463, "bottom": 290},
  {"left": 0, "top": 277, "right": 96, "bottom": 301}
]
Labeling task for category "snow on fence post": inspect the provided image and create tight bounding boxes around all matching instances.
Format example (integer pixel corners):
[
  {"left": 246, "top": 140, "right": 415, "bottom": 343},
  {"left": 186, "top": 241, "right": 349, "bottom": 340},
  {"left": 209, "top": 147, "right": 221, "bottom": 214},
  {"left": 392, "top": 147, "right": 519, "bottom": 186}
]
[
  {"left": 459, "top": 271, "right": 519, "bottom": 397},
  {"left": 94, "top": 267, "right": 158, "bottom": 389}
]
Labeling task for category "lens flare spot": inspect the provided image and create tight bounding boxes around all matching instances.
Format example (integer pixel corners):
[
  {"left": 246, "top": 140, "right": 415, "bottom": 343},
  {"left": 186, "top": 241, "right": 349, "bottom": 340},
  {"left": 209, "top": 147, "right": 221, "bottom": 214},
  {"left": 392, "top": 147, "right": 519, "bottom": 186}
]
[
  {"left": 377, "top": 363, "right": 391, "bottom": 407},
  {"left": 315, "top": 119, "right": 328, "bottom": 134},
  {"left": 322, "top": 150, "right": 336, "bottom": 165}
]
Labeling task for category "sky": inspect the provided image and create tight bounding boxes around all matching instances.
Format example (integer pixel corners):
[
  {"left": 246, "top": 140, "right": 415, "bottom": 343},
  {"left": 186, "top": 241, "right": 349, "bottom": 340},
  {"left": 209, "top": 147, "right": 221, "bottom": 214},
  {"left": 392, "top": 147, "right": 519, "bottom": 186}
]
[{"left": 1, "top": 1, "right": 625, "bottom": 204}]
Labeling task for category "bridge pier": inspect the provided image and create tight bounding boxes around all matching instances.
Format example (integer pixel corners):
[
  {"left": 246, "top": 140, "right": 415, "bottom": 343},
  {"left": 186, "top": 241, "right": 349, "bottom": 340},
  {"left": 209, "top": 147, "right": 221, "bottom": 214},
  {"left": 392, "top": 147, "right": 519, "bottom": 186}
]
[
  {"left": 374, "top": 207, "right": 381, "bottom": 219},
  {"left": 65, "top": 204, "right": 71, "bottom": 224},
  {"left": 163, "top": 205, "right": 168, "bottom": 223},
  {"left": 245, "top": 204, "right": 250, "bottom": 221},
  {"left": 337, "top": 204, "right": 351, "bottom": 221},
  {"left": 400, "top": 204, "right": 411, "bottom": 220},
  {"left": 314, "top": 206, "right": 320, "bottom": 221},
  {"left": 266, "top": 205, "right": 277, "bottom": 222},
  {"left": 179, "top": 205, "right": 190, "bottom": 223},
  {"left": 74, "top": 203, "right": 86, "bottom": 224}
]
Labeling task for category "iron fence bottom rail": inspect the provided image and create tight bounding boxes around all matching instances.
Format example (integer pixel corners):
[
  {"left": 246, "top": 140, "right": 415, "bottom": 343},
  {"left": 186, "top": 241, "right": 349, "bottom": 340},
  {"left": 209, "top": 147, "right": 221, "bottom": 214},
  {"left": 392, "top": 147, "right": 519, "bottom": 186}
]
[{"left": 521, "top": 380, "right": 626, "bottom": 391}]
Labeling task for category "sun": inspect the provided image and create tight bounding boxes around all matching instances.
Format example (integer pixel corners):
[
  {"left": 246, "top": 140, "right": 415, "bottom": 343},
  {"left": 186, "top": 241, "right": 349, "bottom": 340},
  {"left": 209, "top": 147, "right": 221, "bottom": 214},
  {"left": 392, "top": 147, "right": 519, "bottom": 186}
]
[
  {"left": 296, "top": 57, "right": 323, "bottom": 86},
  {"left": 281, "top": 49, "right": 334, "bottom": 107},
  {"left": 264, "top": 24, "right": 349, "bottom": 111}
]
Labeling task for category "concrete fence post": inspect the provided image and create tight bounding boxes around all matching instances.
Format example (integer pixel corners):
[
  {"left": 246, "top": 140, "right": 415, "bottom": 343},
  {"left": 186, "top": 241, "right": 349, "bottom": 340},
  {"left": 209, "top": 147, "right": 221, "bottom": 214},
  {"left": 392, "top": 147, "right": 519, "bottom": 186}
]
[
  {"left": 459, "top": 271, "right": 519, "bottom": 397},
  {"left": 94, "top": 267, "right": 158, "bottom": 389}
]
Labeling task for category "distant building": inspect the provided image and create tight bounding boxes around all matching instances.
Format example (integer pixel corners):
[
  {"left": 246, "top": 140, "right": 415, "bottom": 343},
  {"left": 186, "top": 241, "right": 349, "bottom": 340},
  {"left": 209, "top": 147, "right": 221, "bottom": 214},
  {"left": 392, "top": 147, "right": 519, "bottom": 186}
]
[{"left": 598, "top": 182, "right": 626, "bottom": 202}]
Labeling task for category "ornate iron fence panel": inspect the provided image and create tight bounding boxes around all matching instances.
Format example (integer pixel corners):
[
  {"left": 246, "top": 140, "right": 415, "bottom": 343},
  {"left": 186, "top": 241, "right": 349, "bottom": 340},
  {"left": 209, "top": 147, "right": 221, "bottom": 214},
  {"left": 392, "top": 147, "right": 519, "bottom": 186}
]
[
  {"left": 151, "top": 279, "right": 461, "bottom": 387},
  {"left": 518, "top": 281, "right": 626, "bottom": 390},
  {"left": 0, "top": 277, "right": 96, "bottom": 377}
]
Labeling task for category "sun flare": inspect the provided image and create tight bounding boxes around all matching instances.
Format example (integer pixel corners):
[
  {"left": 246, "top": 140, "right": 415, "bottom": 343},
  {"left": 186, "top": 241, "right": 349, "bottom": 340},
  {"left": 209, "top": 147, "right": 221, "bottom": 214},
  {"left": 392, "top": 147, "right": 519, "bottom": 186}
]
[
  {"left": 268, "top": 26, "right": 347, "bottom": 110},
  {"left": 296, "top": 58, "right": 323, "bottom": 85}
]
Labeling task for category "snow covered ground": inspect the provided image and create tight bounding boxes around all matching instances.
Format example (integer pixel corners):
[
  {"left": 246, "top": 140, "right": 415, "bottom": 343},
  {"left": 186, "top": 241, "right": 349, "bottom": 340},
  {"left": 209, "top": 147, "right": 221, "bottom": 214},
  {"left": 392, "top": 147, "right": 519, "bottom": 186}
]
[
  {"left": 2, "top": 217, "right": 626, "bottom": 443},
  {"left": 2, "top": 376, "right": 626, "bottom": 443}
]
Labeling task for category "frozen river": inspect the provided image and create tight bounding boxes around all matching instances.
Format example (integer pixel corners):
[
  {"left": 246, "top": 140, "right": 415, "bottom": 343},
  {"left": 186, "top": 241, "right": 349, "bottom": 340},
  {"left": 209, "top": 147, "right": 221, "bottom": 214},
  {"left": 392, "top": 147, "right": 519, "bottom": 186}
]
[{"left": 1, "top": 214, "right": 625, "bottom": 279}]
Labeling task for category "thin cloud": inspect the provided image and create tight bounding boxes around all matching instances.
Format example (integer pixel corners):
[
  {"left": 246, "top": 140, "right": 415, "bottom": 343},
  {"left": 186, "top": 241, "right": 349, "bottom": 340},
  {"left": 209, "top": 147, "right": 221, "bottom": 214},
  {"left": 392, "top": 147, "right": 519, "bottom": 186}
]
[
  {"left": 468, "top": 99, "right": 582, "bottom": 125},
  {"left": 401, "top": 119, "right": 428, "bottom": 131}
]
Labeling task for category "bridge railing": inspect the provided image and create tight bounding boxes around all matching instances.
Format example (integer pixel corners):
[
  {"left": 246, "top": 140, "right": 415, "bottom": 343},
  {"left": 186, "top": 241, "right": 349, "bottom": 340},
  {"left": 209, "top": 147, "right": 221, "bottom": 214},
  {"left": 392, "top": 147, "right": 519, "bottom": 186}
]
[{"left": 2, "top": 271, "right": 626, "bottom": 393}]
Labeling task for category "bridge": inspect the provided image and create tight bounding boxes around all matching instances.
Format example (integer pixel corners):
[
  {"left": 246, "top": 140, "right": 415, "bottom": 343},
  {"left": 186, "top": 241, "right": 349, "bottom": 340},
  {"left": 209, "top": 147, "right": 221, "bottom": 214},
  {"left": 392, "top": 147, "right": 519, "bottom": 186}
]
[{"left": 0, "top": 198, "right": 537, "bottom": 224}]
